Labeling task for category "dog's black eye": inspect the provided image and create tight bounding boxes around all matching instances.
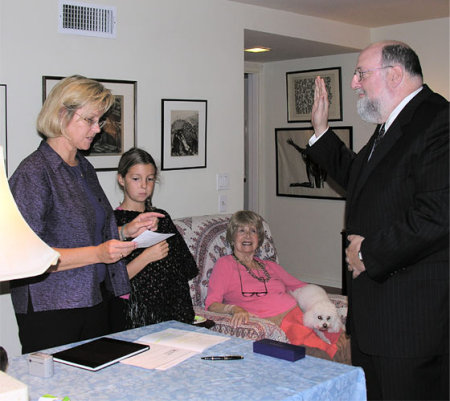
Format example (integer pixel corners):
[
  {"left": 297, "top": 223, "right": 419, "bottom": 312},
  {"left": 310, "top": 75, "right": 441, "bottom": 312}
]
[
  {"left": 327, "top": 316, "right": 331, "bottom": 321},
  {"left": 318, "top": 316, "right": 323, "bottom": 320}
]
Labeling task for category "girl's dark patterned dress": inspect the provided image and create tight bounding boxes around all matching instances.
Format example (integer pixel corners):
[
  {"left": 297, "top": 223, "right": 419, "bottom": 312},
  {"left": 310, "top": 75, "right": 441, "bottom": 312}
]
[{"left": 113, "top": 207, "right": 199, "bottom": 329}]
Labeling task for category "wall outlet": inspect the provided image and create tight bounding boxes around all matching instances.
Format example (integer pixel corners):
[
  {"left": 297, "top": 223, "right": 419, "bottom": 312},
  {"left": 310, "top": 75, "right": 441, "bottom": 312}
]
[{"left": 218, "top": 194, "right": 228, "bottom": 213}]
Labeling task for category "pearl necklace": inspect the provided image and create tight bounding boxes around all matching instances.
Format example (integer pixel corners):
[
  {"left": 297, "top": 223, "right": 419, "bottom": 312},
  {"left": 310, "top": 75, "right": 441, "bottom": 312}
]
[{"left": 232, "top": 254, "right": 271, "bottom": 282}]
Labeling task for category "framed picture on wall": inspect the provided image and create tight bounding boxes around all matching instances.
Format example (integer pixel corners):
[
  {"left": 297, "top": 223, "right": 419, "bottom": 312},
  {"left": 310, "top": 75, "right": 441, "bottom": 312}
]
[
  {"left": 0, "top": 84, "right": 7, "bottom": 174},
  {"left": 286, "top": 67, "right": 342, "bottom": 123},
  {"left": 42, "top": 76, "right": 137, "bottom": 171},
  {"left": 275, "top": 126, "right": 353, "bottom": 200},
  {"left": 161, "top": 99, "right": 207, "bottom": 171}
]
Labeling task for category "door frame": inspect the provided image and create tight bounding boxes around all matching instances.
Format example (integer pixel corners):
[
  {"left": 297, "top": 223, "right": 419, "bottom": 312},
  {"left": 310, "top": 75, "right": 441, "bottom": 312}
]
[{"left": 244, "top": 63, "right": 262, "bottom": 212}]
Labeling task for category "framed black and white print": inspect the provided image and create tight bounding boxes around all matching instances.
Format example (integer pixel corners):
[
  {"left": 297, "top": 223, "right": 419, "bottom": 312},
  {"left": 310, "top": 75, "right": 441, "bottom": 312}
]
[
  {"left": 275, "top": 126, "right": 352, "bottom": 200},
  {"left": 286, "top": 67, "right": 342, "bottom": 123},
  {"left": 161, "top": 99, "right": 207, "bottom": 170},
  {"left": 0, "top": 84, "right": 7, "bottom": 174},
  {"left": 43, "top": 76, "right": 137, "bottom": 171}
]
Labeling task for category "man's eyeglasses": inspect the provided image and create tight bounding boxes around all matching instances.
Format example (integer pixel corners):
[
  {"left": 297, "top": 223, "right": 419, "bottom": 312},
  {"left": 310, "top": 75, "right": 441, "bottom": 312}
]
[
  {"left": 353, "top": 66, "right": 393, "bottom": 82},
  {"left": 74, "top": 112, "right": 107, "bottom": 129},
  {"left": 238, "top": 268, "right": 267, "bottom": 297}
]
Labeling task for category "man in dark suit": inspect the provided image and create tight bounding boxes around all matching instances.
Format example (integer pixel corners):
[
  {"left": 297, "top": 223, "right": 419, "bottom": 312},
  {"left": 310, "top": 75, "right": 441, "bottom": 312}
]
[{"left": 306, "top": 41, "right": 449, "bottom": 400}]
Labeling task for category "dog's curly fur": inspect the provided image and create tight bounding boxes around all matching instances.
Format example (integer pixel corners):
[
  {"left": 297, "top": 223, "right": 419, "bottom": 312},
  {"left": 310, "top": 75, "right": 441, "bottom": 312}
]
[{"left": 290, "top": 284, "right": 343, "bottom": 340}]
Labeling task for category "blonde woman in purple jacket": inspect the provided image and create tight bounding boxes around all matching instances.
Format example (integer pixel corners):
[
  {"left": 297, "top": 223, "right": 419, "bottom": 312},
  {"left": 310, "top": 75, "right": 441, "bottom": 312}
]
[{"left": 9, "top": 76, "right": 162, "bottom": 353}]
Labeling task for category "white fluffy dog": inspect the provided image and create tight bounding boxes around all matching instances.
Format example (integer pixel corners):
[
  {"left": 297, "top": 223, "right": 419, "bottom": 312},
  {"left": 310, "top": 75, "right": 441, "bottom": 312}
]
[{"left": 290, "top": 284, "right": 343, "bottom": 344}]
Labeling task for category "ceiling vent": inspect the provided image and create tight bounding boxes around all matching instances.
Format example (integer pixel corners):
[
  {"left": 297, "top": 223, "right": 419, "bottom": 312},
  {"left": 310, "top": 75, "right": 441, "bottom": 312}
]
[{"left": 59, "top": 1, "right": 117, "bottom": 38}]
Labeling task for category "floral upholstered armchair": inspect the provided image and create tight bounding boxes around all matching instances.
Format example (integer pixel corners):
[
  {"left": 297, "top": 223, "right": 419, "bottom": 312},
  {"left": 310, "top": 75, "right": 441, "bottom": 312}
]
[{"left": 173, "top": 214, "right": 350, "bottom": 361}]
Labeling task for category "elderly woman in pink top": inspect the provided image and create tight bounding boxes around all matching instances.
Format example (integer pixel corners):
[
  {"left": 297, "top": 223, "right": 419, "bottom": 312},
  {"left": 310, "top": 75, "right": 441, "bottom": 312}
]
[{"left": 205, "top": 210, "right": 342, "bottom": 359}]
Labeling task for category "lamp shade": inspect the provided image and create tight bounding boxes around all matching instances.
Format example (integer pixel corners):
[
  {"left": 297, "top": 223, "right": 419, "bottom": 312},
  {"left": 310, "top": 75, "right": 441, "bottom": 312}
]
[{"left": 0, "top": 146, "right": 59, "bottom": 281}]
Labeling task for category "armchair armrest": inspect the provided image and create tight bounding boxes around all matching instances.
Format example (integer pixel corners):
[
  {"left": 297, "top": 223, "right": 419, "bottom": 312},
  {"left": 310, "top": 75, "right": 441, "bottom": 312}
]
[{"left": 193, "top": 307, "right": 288, "bottom": 343}]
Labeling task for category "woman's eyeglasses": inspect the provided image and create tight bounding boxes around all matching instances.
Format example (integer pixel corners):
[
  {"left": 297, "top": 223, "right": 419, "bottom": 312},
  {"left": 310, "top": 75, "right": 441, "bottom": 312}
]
[
  {"left": 238, "top": 268, "right": 267, "bottom": 297},
  {"left": 74, "top": 112, "right": 107, "bottom": 129}
]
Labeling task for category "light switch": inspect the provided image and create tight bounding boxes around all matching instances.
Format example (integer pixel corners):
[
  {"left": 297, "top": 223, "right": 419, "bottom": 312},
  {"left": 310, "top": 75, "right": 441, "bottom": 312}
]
[{"left": 216, "top": 173, "right": 230, "bottom": 190}]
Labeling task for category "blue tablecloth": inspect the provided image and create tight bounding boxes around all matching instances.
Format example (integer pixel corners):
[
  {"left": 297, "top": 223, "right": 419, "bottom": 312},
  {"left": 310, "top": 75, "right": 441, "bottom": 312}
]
[{"left": 7, "top": 321, "right": 366, "bottom": 401}]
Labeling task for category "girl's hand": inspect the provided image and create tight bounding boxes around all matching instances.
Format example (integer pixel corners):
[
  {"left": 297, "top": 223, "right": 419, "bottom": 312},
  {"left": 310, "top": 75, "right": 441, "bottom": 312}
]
[
  {"left": 123, "top": 212, "right": 165, "bottom": 238},
  {"left": 142, "top": 240, "right": 169, "bottom": 263},
  {"left": 97, "top": 239, "right": 137, "bottom": 264}
]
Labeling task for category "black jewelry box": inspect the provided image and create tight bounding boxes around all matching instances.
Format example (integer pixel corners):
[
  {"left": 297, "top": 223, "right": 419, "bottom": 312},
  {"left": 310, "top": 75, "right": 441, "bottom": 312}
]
[{"left": 253, "top": 338, "right": 305, "bottom": 362}]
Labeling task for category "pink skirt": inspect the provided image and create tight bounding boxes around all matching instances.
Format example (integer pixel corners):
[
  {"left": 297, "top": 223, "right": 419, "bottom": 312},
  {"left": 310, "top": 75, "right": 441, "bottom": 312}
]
[{"left": 280, "top": 306, "right": 341, "bottom": 358}]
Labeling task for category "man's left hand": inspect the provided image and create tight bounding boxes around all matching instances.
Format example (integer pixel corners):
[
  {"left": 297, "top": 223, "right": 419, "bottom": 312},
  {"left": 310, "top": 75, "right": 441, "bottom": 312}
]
[{"left": 346, "top": 234, "right": 366, "bottom": 278}]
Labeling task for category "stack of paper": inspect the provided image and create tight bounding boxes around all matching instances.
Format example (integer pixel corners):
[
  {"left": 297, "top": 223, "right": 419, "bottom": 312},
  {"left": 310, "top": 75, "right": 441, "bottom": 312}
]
[{"left": 121, "top": 328, "right": 229, "bottom": 370}]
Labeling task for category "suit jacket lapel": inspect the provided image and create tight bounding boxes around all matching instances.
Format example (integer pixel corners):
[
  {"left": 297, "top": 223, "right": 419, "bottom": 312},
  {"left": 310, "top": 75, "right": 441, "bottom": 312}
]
[
  {"left": 357, "top": 122, "right": 402, "bottom": 187},
  {"left": 346, "top": 85, "right": 432, "bottom": 211},
  {"left": 346, "top": 126, "right": 378, "bottom": 212}
]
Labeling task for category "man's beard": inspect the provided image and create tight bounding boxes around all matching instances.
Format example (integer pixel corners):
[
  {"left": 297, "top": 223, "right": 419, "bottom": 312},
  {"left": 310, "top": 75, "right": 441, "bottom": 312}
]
[{"left": 356, "top": 91, "right": 384, "bottom": 124}]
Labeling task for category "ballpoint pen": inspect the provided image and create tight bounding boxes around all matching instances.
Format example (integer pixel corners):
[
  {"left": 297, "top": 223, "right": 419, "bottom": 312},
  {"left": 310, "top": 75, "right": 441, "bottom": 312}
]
[{"left": 201, "top": 355, "right": 244, "bottom": 360}]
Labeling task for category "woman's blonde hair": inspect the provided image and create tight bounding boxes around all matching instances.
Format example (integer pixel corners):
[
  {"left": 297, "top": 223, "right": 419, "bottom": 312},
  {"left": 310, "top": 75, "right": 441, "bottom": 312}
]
[
  {"left": 37, "top": 75, "right": 115, "bottom": 138},
  {"left": 226, "top": 210, "right": 265, "bottom": 249}
]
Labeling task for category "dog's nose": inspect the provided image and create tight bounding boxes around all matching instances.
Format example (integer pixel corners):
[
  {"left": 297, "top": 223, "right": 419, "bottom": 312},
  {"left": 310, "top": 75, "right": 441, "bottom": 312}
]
[{"left": 323, "top": 323, "right": 328, "bottom": 329}]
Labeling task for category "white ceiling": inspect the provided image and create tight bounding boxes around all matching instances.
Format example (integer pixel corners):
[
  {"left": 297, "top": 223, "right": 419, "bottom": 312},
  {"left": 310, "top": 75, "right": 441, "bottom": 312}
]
[{"left": 232, "top": 0, "right": 449, "bottom": 62}]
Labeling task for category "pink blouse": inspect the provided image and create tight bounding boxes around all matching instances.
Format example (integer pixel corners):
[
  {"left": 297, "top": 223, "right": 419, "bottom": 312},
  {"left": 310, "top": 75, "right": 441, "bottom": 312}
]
[{"left": 205, "top": 255, "right": 307, "bottom": 318}]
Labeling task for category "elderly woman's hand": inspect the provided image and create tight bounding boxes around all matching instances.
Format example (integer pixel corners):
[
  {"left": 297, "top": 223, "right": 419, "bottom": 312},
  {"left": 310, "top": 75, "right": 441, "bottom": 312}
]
[
  {"left": 230, "top": 306, "right": 251, "bottom": 326},
  {"left": 121, "top": 212, "right": 165, "bottom": 239}
]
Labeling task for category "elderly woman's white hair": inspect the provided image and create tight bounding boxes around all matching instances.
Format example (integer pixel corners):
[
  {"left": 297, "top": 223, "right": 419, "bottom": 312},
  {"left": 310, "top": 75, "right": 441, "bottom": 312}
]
[{"left": 226, "top": 210, "right": 265, "bottom": 249}]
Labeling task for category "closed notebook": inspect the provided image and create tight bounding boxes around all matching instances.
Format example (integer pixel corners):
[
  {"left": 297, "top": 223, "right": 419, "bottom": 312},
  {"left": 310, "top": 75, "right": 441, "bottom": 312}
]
[{"left": 52, "top": 337, "right": 149, "bottom": 371}]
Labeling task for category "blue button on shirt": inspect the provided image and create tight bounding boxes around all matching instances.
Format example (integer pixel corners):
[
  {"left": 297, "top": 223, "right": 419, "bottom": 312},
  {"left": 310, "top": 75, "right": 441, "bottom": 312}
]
[{"left": 9, "top": 141, "right": 130, "bottom": 313}]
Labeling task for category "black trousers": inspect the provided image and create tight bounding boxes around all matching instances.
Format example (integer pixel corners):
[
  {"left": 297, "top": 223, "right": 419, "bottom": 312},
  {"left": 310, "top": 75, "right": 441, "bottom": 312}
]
[
  {"left": 16, "top": 295, "right": 110, "bottom": 354},
  {"left": 109, "top": 296, "right": 129, "bottom": 334},
  {"left": 351, "top": 335, "right": 449, "bottom": 400}
]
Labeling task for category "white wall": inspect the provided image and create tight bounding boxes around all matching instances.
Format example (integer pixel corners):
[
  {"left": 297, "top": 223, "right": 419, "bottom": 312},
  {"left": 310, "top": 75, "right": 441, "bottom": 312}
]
[
  {"left": 259, "top": 18, "right": 449, "bottom": 287},
  {"left": 0, "top": 0, "right": 372, "bottom": 357},
  {"left": 2, "top": 0, "right": 246, "bottom": 217}
]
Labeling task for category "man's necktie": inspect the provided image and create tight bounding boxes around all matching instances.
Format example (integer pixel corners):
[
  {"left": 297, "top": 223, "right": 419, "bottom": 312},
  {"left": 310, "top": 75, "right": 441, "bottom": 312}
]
[{"left": 368, "top": 123, "right": 386, "bottom": 160}]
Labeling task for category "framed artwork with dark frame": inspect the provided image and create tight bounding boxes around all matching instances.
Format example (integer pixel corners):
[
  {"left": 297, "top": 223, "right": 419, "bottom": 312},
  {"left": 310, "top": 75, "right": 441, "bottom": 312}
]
[
  {"left": 42, "top": 76, "right": 137, "bottom": 171},
  {"left": 286, "top": 67, "right": 342, "bottom": 123},
  {"left": 161, "top": 99, "right": 207, "bottom": 171},
  {"left": 0, "top": 84, "right": 7, "bottom": 175},
  {"left": 275, "top": 126, "right": 353, "bottom": 200}
]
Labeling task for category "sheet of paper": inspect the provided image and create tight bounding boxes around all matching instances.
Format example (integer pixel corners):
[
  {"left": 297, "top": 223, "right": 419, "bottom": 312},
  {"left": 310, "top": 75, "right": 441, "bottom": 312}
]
[
  {"left": 137, "top": 328, "right": 229, "bottom": 353},
  {"left": 132, "top": 231, "right": 174, "bottom": 248},
  {"left": 121, "top": 328, "right": 229, "bottom": 371},
  {"left": 121, "top": 343, "right": 196, "bottom": 371}
]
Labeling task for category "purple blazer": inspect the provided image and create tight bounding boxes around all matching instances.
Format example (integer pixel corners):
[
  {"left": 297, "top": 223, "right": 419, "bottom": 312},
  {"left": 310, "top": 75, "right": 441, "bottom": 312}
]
[{"left": 9, "top": 141, "right": 130, "bottom": 313}]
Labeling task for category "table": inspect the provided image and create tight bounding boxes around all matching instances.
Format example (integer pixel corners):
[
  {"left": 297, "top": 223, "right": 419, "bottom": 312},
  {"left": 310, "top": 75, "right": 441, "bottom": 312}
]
[{"left": 7, "top": 321, "right": 366, "bottom": 401}]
